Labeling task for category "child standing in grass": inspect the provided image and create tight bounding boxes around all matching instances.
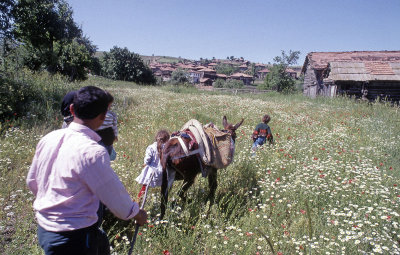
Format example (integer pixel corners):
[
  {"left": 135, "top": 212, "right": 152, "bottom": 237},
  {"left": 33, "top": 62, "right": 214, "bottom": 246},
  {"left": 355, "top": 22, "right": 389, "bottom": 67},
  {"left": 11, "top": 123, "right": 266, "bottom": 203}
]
[
  {"left": 252, "top": 114, "right": 274, "bottom": 152},
  {"left": 136, "top": 129, "right": 170, "bottom": 199},
  {"left": 60, "top": 90, "right": 76, "bottom": 128},
  {"left": 96, "top": 91, "right": 118, "bottom": 161}
]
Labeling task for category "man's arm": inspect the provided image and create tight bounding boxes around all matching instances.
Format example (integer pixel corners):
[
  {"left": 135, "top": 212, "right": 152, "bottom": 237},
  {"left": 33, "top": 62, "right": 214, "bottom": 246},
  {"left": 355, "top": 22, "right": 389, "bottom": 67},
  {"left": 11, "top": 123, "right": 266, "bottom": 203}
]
[{"left": 82, "top": 150, "right": 147, "bottom": 222}]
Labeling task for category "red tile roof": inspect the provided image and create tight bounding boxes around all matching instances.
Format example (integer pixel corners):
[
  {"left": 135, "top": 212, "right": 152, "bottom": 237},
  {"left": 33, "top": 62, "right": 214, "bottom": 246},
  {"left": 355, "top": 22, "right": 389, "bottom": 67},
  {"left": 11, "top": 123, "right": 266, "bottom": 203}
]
[
  {"left": 364, "top": 62, "right": 395, "bottom": 75},
  {"left": 230, "top": 72, "right": 253, "bottom": 78},
  {"left": 303, "top": 51, "right": 400, "bottom": 72}
]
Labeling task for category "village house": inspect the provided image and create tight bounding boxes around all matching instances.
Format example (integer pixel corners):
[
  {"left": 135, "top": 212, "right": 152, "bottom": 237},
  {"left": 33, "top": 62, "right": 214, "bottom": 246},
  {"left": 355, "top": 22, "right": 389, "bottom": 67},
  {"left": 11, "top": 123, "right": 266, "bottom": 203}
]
[
  {"left": 286, "top": 68, "right": 297, "bottom": 79},
  {"left": 238, "top": 64, "right": 248, "bottom": 72},
  {"left": 200, "top": 77, "right": 213, "bottom": 86},
  {"left": 199, "top": 68, "right": 217, "bottom": 80},
  {"left": 159, "top": 66, "right": 175, "bottom": 81},
  {"left": 230, "top": 72, "right": 254, "bottom": 85},
  {"left": 189, "top": 70, "right": 201, "bottom": 83},
  {"left": 216, "top": 73, "right": 228, "bottom": 80},
  {"left": 257, "top": 68, "right": 270, "bottom": 79},
  {"left": 302, "top": 51, "right": 400, "bottom": 102},
  {"left": 207, "top": 62, "right": 218, "bottom": 69}
]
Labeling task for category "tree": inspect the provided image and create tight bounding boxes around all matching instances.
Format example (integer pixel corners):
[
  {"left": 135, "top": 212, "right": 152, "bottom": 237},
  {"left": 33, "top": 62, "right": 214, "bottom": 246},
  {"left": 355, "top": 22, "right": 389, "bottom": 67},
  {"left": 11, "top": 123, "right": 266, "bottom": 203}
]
[
  {"left": 225, "top": 79, "right": 244, "bottom": 89},
  {"left": 213, "top": 78, "right": 224, "bottom": 88},
  {"left": 11, "top": 0, "right": 94, "bottom": 80},
  {"left": 215, "top": 63, "right": 237, "bottom": 75},
  {"left": 264, "top": 50, "right": 300, "bottom": 93},
  {"left": 0, "top": 0, "right": 16, "bottom": 70},
  {"left": 100, "top": 46, "right": 156, "bottom": 84},
  {"left": 0, "top": 0, "right": 15, "bottom": 39},
  {"left": 13, "top": 0, "right": 81, "bottom": 70},
  {"left": 170, "top": 68, "right": 188, "bottom": 85}
]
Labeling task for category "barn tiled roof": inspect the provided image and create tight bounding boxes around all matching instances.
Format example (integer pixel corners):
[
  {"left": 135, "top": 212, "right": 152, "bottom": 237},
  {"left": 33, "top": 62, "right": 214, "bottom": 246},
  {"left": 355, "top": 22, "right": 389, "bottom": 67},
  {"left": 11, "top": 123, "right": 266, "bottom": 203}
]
[
  {"left": 302, "top": 51, "right": 400, "bottom": 73},
  {"left": 326, "top": 61, "right": 400, "bottom": 81}
]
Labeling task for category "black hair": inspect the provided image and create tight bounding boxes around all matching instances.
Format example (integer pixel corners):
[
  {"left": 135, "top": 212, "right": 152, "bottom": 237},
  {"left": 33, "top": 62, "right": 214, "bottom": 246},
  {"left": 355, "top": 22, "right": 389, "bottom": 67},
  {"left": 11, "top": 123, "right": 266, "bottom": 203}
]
[
  {"left": 104, "top": 90, "right": 114, "bottom": 104},
  {"left": 73, "top": 86, "right": 109, "bottom": 120},
  {"left": 61, "top": 90, "right": 76, "bottom": 117}
]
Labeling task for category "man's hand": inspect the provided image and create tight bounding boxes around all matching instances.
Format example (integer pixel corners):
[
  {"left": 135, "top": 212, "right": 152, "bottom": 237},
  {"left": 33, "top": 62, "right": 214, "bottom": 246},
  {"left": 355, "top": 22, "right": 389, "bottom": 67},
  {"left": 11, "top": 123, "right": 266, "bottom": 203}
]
[{"left": 133, "top": 209, "right": 148, "bottom": 226}]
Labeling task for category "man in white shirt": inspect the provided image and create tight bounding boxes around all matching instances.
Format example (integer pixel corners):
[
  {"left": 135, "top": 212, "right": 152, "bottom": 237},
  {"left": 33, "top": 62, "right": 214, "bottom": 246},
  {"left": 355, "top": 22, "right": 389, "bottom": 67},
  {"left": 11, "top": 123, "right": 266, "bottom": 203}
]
[{"left": 27, "top": 86, "right": 147, "bottom": 254}]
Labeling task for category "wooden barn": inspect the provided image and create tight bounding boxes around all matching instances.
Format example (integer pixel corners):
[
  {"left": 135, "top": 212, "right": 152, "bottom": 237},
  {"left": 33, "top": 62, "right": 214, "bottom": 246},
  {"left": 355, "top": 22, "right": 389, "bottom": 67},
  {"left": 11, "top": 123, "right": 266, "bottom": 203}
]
[{"left": 301, "top": 51, "right": 400, "bottom": 102}]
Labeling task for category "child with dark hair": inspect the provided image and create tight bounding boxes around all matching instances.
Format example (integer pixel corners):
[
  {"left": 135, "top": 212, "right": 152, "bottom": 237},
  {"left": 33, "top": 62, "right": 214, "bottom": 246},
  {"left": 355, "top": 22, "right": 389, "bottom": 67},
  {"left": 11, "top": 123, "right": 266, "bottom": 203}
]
[
  {"left": 96, "top": 90, "right": 118, "bottom": 160},
  {"left": 136, "top": 129, "right": 170, "bottom": 199},
  {"left": 251, "top": 114, "right": 274, "bottom": 152},
  {"left": 60, "top": 90, "right": 76, "bottom": 128}
]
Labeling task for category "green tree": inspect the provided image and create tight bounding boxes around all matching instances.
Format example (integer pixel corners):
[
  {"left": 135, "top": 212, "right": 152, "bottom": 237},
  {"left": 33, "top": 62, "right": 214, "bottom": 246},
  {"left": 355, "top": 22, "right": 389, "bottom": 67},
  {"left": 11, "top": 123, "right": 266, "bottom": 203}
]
[
  {"left": 225, "top": 79, "right": 244, "bottom": 89},
  {"left": 264, "top": 50, "right": 300, "bottom": 93},
  {"left": 100, "top": 46, "right": 156, "bottom": 84},
  {"left": 11, "top": 0, "right": 93, "bottom": 80},
  {"left": 215, "top": 63, "right": 237, "bottom": 75},
  {"left": 13, "top": 0, "right": 81, "bottom": 70},
  {"left": 170, "top": 68, "right": 189, "bottom": 85},
  {"left": 0, "top": 0, "right": 16, "bottom": 71},
  {"left": 213, "top": 78, "right": 224, "bottom": 88}
]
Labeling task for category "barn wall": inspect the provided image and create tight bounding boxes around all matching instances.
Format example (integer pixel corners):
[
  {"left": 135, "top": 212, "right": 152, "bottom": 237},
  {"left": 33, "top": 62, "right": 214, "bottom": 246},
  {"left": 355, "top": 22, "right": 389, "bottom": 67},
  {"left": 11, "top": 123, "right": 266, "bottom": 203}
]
[
  {"left": 336, "top": 81, "right": 400, "bottom": 102},
  {"left": 368, "top": 81, "right": 400, "bottom": 102},
  {"left": 303, "top": 63, "right": 318, "bottom": 97}
]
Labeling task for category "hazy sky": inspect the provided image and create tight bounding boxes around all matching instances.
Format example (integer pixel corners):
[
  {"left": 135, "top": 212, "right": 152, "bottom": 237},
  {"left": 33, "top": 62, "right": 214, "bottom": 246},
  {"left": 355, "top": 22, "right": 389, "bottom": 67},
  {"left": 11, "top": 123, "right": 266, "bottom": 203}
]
[{"left": 66, "top": 0, "right": 400, "bottom": 65}]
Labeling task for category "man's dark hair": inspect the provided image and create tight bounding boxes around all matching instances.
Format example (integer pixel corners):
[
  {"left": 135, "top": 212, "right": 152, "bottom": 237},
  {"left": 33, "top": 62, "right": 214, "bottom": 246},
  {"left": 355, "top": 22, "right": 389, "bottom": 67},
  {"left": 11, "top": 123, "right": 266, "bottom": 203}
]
[{"left": 73, "top": 86, "right": 109, "bottom": 120}]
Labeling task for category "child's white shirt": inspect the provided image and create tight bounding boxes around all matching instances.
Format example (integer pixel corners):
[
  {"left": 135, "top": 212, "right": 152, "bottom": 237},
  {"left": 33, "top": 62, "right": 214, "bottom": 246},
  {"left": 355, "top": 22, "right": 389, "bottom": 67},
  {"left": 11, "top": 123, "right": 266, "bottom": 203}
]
[{"left": 135, "top": 142, "right": 163, "bottom": 187}]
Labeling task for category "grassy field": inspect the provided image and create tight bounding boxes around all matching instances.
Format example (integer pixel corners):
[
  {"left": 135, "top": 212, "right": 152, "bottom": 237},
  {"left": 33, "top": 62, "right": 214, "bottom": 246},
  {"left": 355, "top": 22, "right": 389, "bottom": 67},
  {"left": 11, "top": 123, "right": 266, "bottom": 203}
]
[{"left": 0, "top": 77, "right": 399, "bottom": 254}]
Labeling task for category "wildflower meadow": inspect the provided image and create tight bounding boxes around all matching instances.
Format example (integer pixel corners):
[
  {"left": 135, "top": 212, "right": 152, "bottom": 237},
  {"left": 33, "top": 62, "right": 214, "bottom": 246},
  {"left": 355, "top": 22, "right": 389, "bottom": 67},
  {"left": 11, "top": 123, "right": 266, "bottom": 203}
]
[{"left": 0, "top": 78, "right": 399, "bottom": 254}]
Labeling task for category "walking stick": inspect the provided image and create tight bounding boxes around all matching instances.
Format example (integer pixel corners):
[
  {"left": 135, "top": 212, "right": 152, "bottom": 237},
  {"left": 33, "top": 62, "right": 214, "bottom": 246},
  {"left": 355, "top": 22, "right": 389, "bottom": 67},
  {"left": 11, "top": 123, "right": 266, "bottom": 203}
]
[{"left": 128, "top": 171, "right": 154, "bottom": 255}]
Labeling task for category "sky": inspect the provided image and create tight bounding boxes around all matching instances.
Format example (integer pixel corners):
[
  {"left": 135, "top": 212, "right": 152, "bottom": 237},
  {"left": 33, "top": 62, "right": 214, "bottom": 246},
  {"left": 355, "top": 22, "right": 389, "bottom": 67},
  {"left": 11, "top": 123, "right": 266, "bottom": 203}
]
[{"left": 67, "top": 0, "right": 400, "bottom": 65}]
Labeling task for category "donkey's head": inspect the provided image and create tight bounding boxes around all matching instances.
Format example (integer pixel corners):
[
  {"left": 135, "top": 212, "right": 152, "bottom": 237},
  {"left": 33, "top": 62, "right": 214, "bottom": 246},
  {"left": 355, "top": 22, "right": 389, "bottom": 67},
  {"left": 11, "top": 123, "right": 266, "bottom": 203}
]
[{"left": 222, "top": 116, "right": 244, "bottom": 142}]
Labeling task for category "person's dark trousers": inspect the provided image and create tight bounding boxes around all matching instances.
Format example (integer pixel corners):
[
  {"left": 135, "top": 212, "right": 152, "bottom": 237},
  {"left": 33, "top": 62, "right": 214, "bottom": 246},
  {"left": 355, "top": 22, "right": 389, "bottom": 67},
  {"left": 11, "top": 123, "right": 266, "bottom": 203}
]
[{"left": 38, "top": 223, "right": 110, "bottom": 255}]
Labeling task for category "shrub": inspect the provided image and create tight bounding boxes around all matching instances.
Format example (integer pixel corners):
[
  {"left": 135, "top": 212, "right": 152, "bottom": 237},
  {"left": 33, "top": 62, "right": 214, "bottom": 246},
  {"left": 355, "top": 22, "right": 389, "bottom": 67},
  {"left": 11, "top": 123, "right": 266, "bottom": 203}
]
[
  {"left": 225, "top": 79, "right": 244, "bottom": 89},
  {"left": 0, "top": 69, "right": 77, "bottom": 123},
  {"left": 213, "top": 78, "right": 224, "bottom": 88}
]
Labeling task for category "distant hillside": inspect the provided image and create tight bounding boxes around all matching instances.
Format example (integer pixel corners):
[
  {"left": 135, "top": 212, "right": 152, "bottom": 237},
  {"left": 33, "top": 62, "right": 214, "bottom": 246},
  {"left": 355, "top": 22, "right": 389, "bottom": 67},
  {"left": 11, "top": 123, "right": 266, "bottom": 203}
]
[
  {"left": 95, "top": 52, "right": 190, "bottom": 64},
  {"left": 140, "top": 55, "right": 191, "bottom": 64}
]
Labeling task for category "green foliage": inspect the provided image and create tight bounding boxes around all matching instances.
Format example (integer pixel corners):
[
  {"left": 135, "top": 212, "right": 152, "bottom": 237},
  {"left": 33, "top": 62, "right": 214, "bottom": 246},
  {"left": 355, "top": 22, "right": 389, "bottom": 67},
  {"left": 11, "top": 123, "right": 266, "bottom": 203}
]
[
  {"left": 263, "top": 50, "right": 300, "bottom": 93},
  {"left": 225, "top": 79, "right": 244, "bottom": 88},
  {"left": 213, "top": 78, "right": 224, "bottom": 88},
  {"left": 215, "top": 63, "right": 237, "bottom": 75},
  {"left": 212, "top": 79, "right": 244, "bottom": 89},
  {"left": 0, "top": 0, "right": 15, "bottom": 39},
  {"left": 9, "top": 0, "right": 94, "bottom": 80},
  {"left": 100, "top": 46, "right": 156, "bottom": 84},
  {"left": 54, "top": 39, "right": 92, "bottom": 80},
  {"left": 170, "top": 68, "right": 189, "bottom": 85},
  {"left": 1, "top": 78, "right": 400, "bottom": 254},
  {"left": 0, "top": 69, "right": 77, "bottom": 123}
]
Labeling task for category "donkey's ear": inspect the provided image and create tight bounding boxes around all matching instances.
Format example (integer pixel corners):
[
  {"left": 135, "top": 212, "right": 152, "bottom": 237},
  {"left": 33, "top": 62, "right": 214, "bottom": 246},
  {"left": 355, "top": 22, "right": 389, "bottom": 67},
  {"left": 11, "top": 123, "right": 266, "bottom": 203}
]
[
  {"left": 222, "top": 116, "right": 228, "bottom": 128},
  {"left": 234, "top": 118, "right": 244, "bottom": 129}
]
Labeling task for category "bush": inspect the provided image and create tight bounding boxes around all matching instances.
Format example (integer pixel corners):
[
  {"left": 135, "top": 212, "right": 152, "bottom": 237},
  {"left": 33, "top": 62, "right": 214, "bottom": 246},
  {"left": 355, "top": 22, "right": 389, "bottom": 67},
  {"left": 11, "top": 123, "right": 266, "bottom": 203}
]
[
  {"left": 225, "top": 79, "right": 244, "bottom": 89},
  {"left": 170, "top": 68, "right": 189, "bottom": 85},
  {"left": 0, "top": 69, "right": 77, "bottom": 123},
  {"left": 213, "top": 79, "right": 224, "bottom": 88}
]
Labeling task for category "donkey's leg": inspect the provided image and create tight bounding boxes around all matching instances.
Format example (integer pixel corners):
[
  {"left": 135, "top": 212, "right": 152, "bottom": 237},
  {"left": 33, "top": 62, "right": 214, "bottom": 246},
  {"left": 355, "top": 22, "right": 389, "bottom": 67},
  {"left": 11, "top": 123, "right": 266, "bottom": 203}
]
[
  {"left": 178, "top": 179, "right": 195, "bottom": 203},
  {"left": 207, "top": 168, "right": 218, "bottom": 204},
  {"left": 160, "top": 169, "right": 169, "bottom": 219}
]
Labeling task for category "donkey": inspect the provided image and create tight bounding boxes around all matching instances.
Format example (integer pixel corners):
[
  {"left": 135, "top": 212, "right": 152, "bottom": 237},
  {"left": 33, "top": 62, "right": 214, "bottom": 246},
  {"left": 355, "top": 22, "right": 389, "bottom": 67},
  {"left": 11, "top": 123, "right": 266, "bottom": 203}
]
[{"left": 159, "top": 116, "right": 244, "bottom": 219}]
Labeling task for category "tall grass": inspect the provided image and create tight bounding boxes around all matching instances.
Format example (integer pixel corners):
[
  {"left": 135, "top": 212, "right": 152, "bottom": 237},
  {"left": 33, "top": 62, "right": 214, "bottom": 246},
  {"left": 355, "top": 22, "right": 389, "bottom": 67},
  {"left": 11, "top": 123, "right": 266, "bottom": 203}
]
[{"left": 0, "top": 77, "right": 399, "bottom": 254}]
